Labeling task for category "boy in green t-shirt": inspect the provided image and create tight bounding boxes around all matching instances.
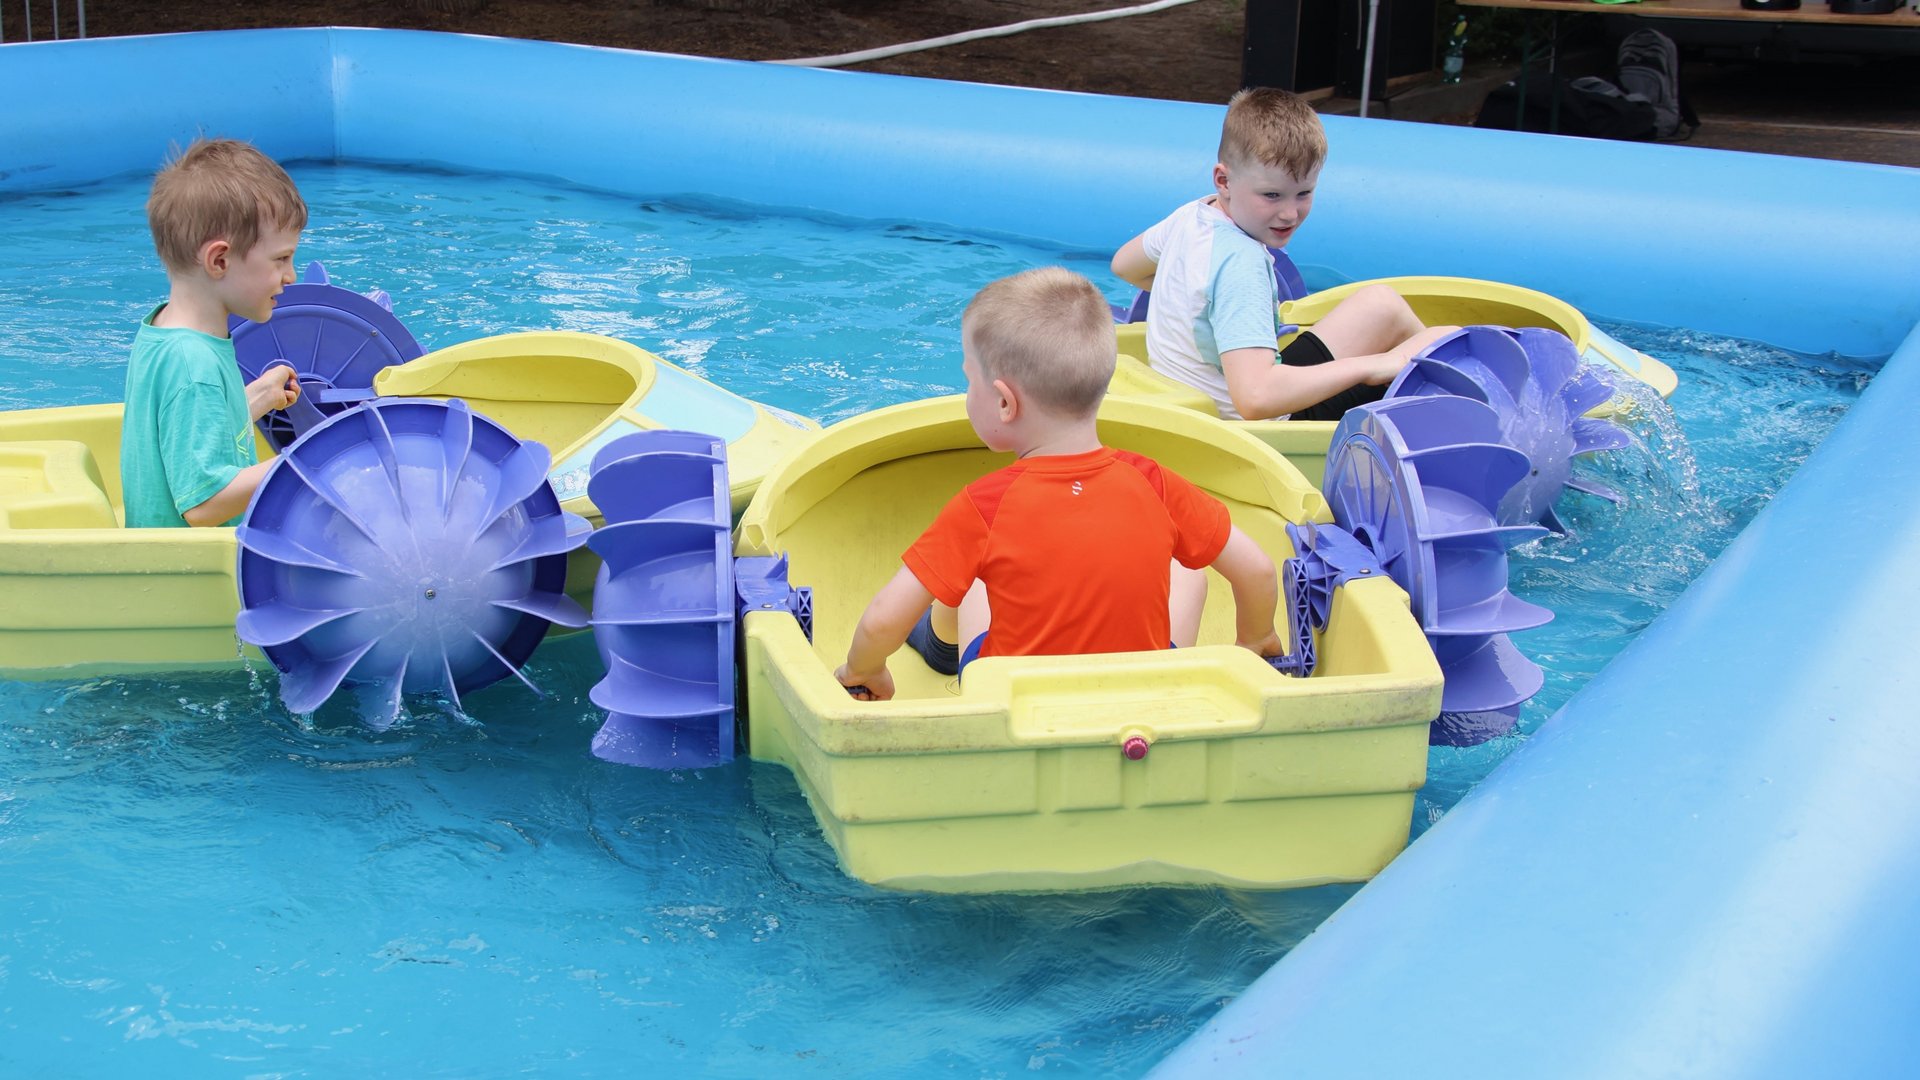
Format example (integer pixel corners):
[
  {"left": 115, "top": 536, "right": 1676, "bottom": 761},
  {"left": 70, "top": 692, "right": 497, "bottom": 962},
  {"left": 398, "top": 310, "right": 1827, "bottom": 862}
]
[{"left": 120, "top": 138, "right": 307, "bottom": 528}]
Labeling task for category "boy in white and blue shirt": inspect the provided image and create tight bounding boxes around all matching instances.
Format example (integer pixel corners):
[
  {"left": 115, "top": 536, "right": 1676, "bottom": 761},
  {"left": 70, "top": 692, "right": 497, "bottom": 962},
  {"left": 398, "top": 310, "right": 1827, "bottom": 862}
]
[{"left": 1112, "top": 88, "right": 1455, "bottom": 422}]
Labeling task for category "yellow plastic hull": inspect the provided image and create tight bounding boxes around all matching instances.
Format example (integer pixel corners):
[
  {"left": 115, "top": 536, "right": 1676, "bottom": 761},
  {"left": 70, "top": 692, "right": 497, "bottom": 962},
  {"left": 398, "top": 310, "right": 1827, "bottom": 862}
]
[
  {"left": 0, "top": 332, "right": 818, "bottom": 677},
  {"left": 1114, "top": 275, "right": 1679, "bottom": 485},
  {"left": 735, "top": 395, "right": 1443, "bottom": 893}
]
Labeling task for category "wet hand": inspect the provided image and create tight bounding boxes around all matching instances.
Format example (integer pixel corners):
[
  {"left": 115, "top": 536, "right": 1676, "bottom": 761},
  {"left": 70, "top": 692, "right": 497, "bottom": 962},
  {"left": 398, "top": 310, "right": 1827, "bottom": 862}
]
[{"left": 835, "top": 663, "right": 894, "bottom": 701}]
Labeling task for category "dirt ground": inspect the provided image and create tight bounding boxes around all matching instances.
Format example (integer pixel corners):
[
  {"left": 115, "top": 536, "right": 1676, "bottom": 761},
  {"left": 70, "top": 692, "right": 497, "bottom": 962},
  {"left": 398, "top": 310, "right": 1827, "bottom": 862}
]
[
  {"left": 19, "top": 0, "right": 1248, "bottom": 104},
  {"left": 17, "top": 1, "right": 1914, "bottom": 166}
]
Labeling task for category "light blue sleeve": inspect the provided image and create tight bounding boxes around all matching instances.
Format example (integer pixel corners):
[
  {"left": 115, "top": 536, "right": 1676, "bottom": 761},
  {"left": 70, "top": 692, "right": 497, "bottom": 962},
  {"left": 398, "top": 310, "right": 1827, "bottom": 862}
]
[{"left": 1207, "top": 243, "right": 1280, "bottom": 355}]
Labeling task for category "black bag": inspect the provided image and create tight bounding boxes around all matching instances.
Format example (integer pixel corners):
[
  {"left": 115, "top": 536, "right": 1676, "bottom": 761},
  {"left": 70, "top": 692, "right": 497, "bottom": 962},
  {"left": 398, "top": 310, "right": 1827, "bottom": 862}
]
[
  {"left": 1616, "top": 28, "right": 1699, "bottom": 140},
  {"left": 1474, "top": 70, "right": 1657, "bottom": 140}
]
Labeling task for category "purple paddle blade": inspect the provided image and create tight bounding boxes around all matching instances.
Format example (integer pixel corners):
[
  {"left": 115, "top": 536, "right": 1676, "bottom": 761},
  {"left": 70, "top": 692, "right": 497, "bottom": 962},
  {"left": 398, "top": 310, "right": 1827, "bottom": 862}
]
[{"left": 1388, "top": 325, "right": 1630, "bottom": 533}]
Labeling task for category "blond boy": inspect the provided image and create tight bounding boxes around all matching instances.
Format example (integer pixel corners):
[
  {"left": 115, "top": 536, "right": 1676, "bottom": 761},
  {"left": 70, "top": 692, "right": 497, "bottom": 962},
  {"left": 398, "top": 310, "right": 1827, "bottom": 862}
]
[
  {"left": 835, "top": 267, "right": 1283, "bottom": 701},
  {"left": 1112, "top": 87, "right": 1457, "bottom": 422},
  {"left": 121, "top": 138, "right": 305, "bottom": 527}
]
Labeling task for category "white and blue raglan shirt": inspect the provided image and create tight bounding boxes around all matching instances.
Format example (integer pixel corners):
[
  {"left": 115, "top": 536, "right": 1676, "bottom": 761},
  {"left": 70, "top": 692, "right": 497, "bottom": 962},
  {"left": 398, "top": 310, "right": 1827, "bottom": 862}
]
[{"left": 1140, "top": 197, "right": 1283, "bottom": 420}]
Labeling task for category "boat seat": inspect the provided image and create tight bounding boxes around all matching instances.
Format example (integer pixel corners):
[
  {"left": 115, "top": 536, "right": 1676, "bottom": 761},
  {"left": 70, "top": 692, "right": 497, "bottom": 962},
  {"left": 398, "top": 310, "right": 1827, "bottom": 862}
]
[{"left": 0, "top": 440, "right": 119, "bottom": 529}]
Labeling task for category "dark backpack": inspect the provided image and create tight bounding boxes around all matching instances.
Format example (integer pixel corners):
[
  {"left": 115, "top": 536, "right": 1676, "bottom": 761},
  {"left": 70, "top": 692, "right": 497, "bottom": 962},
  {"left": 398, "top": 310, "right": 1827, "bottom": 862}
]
[
  {"left": 1616, "top": 28, "right": 1698, "bottom": 140},
  {"left": 1474, "top": 70, "right": 1657, "bottom": 141}
]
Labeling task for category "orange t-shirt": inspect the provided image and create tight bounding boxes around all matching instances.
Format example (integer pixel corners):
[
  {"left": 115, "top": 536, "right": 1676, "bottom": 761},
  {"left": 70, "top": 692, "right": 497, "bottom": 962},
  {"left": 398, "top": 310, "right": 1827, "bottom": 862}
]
[{"left": 902, "top": 447, "right": 1231, "bottom": 659}]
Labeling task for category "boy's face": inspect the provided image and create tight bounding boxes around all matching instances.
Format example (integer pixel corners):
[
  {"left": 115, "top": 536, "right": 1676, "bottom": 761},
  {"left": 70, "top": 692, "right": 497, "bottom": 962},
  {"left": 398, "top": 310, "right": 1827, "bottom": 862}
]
[
  {"left": 1212, "top": 160, "right": 1319, "bottom": 249},
  {"left": 209, "top": 224, "right": 301, "bottom": 325}
]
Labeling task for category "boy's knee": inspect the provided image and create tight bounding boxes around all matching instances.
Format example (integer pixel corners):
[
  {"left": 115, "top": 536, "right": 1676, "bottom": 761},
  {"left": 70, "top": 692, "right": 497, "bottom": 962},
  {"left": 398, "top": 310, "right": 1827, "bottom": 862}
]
[
  {"left": 1340, "top": 284, "right": 1424, "bottom": 343},
  {"left": 1350, "top": 283, "right": 1416, "bottom": 321}
]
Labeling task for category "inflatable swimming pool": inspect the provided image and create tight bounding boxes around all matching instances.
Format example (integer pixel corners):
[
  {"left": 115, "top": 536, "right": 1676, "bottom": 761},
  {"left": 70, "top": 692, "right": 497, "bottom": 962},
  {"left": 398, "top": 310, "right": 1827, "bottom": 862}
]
[{"left": 3, "top": 27, "right": 1918, "bottom": 1075}]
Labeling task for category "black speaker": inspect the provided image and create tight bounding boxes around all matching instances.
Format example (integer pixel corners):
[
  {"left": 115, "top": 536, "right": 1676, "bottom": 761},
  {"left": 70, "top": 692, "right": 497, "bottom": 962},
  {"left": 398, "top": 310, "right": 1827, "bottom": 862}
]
[
  {"left": 1742, "top": 0, "right": 1800, "bottom": 9},
  {"left": 1828, "top": 0, "right": 1900, "bottom": 12}
]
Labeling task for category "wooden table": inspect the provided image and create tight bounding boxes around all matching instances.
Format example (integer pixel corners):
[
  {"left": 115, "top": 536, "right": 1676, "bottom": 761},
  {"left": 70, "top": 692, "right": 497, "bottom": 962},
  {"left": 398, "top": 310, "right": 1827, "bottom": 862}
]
[
  {"left": 1459, "top": 0, "right": 1920, "bottom": 133},
  {"left": 1461, "top": 0, "right": 1919, "bottom": 25}
]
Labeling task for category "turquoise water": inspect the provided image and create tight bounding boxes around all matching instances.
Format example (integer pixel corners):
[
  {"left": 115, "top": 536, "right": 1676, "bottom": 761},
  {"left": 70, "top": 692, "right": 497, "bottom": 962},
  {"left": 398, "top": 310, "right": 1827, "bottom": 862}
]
[{"left": 0, "top": 164, "right": 1874, "bottom": 1077}]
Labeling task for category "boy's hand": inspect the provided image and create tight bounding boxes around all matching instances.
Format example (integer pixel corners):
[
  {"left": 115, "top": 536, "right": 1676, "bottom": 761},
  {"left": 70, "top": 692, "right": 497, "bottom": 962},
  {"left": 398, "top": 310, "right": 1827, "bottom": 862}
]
[
  {"left": 1238, "top": 629, "right": 1286, "bottom": 659},
  {"left": 837, "top": 567, "right": 936, "bottom": 704},
  {"left": 247, "top": 364, "right": 301, "bottom": 419},
  {"left": 835, "top": 662, "right": 894, "bottom": 701},
  {"left": 1360, "top": 352, "right": 1410, "bottom": 386},
  {"left": 1367, "top": 324, "right": 1463, "bottom": 385}
]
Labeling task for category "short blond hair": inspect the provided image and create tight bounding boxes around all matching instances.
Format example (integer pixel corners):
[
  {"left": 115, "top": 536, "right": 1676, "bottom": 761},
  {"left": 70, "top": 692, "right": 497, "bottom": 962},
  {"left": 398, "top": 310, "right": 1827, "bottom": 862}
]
[
  {"left": 147, "top": 138, "right": 308, "bottom": 274},
  {"left": 963, "top": 267, "right": 1115, "bottom": 419},
  {"left": 1219, "top": 87, "right": 1327, "bottom": 178}
]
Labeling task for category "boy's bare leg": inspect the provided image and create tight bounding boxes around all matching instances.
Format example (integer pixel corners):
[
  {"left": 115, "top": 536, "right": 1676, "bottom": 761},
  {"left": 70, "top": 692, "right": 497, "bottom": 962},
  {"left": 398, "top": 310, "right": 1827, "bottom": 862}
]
[
  {"left": 1170, "top": 560, "right": 1207, "bottom": 648},
  {"left": 1306, "top": 283, "right": 1425, "bottom": 357},
  {"left": 1304, "top": 284, "right": 1460, "bottom": 386}
]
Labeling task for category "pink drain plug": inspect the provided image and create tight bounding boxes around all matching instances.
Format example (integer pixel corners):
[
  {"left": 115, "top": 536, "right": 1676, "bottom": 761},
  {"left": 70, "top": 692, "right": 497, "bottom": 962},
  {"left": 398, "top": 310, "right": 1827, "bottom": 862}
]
[{"left": 1122, "top": 735, "right": 1150, "bottom": 760}]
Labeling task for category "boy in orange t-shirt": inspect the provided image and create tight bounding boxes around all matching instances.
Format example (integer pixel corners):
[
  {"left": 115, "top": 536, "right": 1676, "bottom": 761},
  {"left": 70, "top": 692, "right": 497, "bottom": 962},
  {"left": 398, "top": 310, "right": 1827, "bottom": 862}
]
[{"left": 834, "top": 267, "right": 1284, "bottom": 701}]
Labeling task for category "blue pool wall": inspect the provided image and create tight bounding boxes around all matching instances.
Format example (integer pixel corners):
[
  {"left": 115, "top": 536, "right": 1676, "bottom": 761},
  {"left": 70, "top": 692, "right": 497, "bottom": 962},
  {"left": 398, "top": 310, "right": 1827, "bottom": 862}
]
[
  {"left": 6, "top": 29, "right": 1916, "bottom": 360},
  {"left": 1153, "top": 315, "right": 1920, "bottom": 1080},
  {"left": 4, "top": 29, "right": 1919, "bottom": 1076}
]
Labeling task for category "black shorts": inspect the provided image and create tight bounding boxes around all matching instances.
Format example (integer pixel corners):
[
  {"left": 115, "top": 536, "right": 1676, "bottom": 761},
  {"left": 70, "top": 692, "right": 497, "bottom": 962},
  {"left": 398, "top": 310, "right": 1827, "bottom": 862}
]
[{"left": 1280, "top": 331, "right": 1386, "bottom": 422}]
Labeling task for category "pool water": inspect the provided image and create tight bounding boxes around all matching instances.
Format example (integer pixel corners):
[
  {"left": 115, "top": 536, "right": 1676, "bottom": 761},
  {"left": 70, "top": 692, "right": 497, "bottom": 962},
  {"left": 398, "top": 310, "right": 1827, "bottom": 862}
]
[{"left": 0, "top": 164, "right": 1874, "bottom": 1076}]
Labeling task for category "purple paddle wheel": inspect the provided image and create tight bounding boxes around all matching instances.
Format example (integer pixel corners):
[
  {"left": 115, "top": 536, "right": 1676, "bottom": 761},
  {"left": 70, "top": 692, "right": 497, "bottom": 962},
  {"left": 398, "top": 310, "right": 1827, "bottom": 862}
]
[
  {"left": 1293, "top": 326, "right": 1628, "bottom": 745},
  {"left": 235, "top": 397, "right": 589, "bottom": 726},
  {"left": 584, "top": 430, "right": 739, "bottom": 769}
]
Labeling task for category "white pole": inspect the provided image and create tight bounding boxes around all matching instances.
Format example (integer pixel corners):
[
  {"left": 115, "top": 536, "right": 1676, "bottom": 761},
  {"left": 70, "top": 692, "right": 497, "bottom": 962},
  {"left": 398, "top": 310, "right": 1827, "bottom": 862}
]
[{"left": 776, "top": 0, "right": 1205, "bottom": 68}]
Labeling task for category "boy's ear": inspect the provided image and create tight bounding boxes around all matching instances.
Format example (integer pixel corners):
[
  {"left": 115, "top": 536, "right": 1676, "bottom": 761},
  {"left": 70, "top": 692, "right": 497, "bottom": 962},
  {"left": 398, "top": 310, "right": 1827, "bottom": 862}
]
[
  {"left": 1211, "top": 163, "right": 1232, "bottom": 195},
  {"left": 199, "top": 238, "right": 232, "bottom": 279},
  {"left": 992, "top": 377, "right": 1019, "bottom": 423}
]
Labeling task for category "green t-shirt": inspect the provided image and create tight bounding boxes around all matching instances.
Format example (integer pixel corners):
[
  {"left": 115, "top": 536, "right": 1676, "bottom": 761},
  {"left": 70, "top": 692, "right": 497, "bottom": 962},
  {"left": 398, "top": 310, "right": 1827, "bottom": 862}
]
[{"left": 119, "top": 304, "right": 256, "bottom": 528}]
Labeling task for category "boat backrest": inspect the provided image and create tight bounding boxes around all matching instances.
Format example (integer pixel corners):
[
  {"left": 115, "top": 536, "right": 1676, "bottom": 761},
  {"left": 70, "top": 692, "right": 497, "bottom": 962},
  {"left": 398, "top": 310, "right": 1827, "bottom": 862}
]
[{"left": 0, "top": 440, "right": 119, "bottom": 529}]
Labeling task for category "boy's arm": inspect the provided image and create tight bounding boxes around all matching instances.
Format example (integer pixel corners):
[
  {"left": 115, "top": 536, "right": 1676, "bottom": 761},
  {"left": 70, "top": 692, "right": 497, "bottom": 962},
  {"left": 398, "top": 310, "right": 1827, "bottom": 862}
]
[
  {"left": 1221, "top": 322, "right": 1464, "bottom": 420},
  {"left": 1220, "top": 345, "right": 1405, "bottom": 421},
  {"left": 1209, "top": 525, "right": 1283, "bottom": 657},
  {"left": 835, "top": 565, "right": 938, "bottom": 701},
  {"left": 181, "top": 459, "right": 273, "bottom": 527},
  {"left": 1110, "top": 233, "right": 1158, "bottom": 292}
]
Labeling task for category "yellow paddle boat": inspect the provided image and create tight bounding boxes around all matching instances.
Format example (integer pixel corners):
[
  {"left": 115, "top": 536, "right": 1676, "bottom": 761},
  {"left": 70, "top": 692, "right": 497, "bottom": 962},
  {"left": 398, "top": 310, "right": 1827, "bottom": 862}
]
[
  {"left": 1113, "top": 275, "right": 1678, "bottom": 485},
  {"left": 733, "top": 394, "right": 1443, "bottom": 893},
  {"left": 0, "top": 331, "right": 818, "bottom": 677}
]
